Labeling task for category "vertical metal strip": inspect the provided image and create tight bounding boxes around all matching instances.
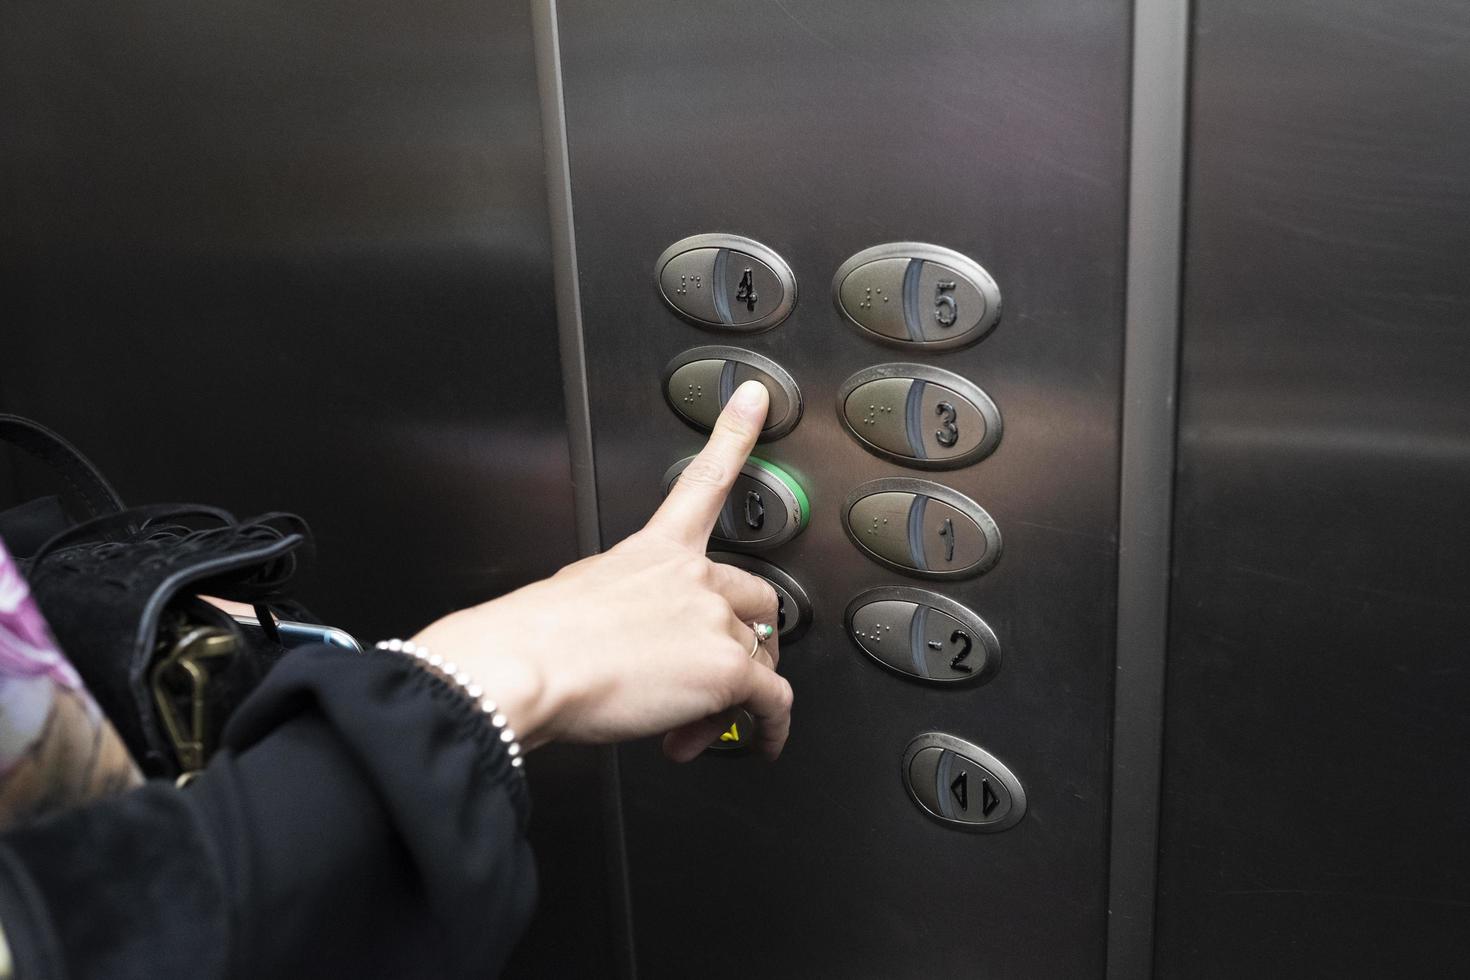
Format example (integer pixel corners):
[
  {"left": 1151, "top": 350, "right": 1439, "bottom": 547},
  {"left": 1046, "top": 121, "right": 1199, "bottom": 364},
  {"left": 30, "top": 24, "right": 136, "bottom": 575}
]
[
  {"left": 530, "top": 3, "right": 637, "bottom": 977},
  {"left": 1107, "top": 0, "right": 1190, "bottom": 976}
]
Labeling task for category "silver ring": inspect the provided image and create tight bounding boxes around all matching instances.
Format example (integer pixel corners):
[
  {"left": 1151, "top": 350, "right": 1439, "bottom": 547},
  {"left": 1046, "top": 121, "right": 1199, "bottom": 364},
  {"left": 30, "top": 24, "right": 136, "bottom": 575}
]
[{"left": 748, "top": 622, "right": 774, "bottom": 659}]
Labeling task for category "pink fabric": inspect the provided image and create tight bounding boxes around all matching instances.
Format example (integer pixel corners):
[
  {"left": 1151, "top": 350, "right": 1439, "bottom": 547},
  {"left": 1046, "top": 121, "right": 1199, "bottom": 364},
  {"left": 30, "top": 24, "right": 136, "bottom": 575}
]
[{"left": 0, "top": 535, "right": 141, "bottom": 823}]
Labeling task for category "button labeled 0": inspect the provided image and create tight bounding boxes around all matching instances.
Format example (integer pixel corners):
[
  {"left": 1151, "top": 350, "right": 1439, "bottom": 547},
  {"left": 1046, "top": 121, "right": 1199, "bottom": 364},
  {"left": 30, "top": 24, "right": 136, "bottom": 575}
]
[
  {"left": 663, "top": 456, "right": 809, "bottom": 551},
  {"left": 656, "top": 234, "right": 797, "bottom": 332},
  {"left": 838, "top": 364, "right": 1001, "bottom": 468},
  {"left": 843, "top": 478, "right": 1001, "bottom": 579},
  {"left": 845, "top": 587, "right": 1000, "bottom": 685},
  {"left": 832, "top": 242, "right": 1001, "bottom": 350},
  {"left": 664, "top": 347, "right": 802, "bottom": 441}
]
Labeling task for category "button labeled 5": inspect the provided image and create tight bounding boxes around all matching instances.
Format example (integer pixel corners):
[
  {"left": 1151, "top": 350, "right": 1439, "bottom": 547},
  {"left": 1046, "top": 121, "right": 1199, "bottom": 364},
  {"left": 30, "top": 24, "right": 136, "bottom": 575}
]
[{"left": 832, "top": 242, "right": 1001, "bottom": 350}]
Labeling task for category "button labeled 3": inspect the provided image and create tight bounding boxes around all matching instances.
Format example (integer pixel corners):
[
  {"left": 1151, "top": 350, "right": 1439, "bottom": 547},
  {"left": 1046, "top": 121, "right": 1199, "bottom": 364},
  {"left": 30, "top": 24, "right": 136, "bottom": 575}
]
[
  {"left": 664, "top": 347, "right": 802, "bottom": 441},
  {"left": 838, "top": 363, "right": 1001, "bottom": 468},
  {"left": 832, "top": 243, "right": 1001, "bottom": 350},
  {"left": 845, "top": 587, "right": 1000, "bottom": 685},
  {"left": 656, "top": 234, "right": 797, "bottom": 332},
  {"left": 843, "top": 478, "right": 1001, "bottom": 579},
  {"left": 663, "top": 456, "right": 809, "bottom": 551},
  {"left": 707, "top": 553, "right": 813, "bottom": 643},
  {"left": 902, "top": 733, "right": 1026, "bottom": 832}
]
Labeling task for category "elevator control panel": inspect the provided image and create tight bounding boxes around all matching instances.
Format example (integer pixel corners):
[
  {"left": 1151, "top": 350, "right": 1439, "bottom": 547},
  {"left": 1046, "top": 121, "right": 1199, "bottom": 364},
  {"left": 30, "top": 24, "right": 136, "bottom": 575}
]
[
  {"left": 843, "top": 478, "right": 1001, "bottom": 579},
  {"left": 655, "top": 234, "right": 797, "bottom": 332},
  {"left": 708, "top": 552, "right": 812, "bottom": 642},
  {"left": 902, "top": 733, "right": 1026, "bottom": 832},
  {"left": 650, "top": 235, "right": 1022, "bottom": 830},
  {"left": 663, "top": 455, "right": 809, "bottom": 550},
  {"left": 663, "top": 347, "right": 803, "bottom": 440},
  {"left": 832, "top": 242, "right": 1001, "bottom": 349},
  {"left": 846, "top": 587, "right": 1000, "bottom": 685},
  {"left": 837, "top": 364, "right": 1002, "bottom": 468}
]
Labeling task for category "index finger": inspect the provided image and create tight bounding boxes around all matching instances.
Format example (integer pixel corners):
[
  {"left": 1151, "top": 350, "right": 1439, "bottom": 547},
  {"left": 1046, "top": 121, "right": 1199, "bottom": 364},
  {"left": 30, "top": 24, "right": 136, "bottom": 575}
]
[{"left": 646, "top": 380, "right": 769, "bottom": 548}]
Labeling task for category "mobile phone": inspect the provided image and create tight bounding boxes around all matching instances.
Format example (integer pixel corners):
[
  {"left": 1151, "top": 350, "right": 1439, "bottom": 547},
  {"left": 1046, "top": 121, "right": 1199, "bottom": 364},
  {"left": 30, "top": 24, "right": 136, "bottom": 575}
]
[{"left": 231, "top": 615, "right": 363, "bottom": 654}]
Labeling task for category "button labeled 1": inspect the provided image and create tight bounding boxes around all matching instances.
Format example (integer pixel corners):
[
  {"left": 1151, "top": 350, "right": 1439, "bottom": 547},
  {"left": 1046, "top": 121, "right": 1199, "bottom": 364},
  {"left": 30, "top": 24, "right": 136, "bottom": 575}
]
[
  {"left": 843, "top": 478, "right": 1001, "bottom": 579},
  {"left": 664, "top": 347, "right": 802, "bottom": 441},
  {"left": 902, "top": 732, "right": 1027, "bottom": 832},
  {"left": 845, "top": 587, "right": 999, "bottom": 684},
  {"left": 838, "top": 364, "right": 1001, "bottom": 468},
  {"left": 662, "top": 456, "right": 809, "bottom": 551},
  {"left": 656, "top": 234, "right": 797, "bottom": 332}
]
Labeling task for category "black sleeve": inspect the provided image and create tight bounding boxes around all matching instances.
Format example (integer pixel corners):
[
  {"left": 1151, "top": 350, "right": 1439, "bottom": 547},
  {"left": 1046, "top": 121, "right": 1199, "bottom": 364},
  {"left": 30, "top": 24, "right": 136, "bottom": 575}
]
[{"left": 0, "top": 644, "right": 537, "bottom": 980}]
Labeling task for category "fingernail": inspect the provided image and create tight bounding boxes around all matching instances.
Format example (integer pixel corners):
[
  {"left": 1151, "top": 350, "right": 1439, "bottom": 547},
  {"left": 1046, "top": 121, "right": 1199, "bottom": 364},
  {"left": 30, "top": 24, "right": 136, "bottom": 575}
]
[{"left": 730, "top": 380, "right": 768, "bottom": 417}]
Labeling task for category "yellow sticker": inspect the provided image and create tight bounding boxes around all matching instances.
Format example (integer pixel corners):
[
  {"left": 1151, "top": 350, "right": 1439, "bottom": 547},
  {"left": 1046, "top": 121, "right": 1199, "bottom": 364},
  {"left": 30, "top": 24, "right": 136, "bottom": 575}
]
[{"left": 719, "top": 722, "right": 741, "bottom": 742}]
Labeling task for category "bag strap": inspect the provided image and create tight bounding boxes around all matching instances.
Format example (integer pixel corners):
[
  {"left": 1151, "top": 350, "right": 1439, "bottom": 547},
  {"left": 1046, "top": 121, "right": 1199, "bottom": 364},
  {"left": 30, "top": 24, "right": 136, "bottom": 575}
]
[{"left": 0, "top": 414, "right": 126, "bottom": 519}]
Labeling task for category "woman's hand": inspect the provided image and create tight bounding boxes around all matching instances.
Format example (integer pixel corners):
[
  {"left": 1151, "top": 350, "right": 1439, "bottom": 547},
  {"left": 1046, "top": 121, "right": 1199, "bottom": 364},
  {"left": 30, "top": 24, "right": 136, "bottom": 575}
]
[{"left": 411, "top": 381, "right": 792, "bottom": 761}]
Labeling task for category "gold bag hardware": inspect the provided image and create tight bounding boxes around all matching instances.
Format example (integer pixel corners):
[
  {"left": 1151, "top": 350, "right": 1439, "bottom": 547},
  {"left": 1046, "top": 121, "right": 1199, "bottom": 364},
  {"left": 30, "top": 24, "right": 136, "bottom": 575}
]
[{"left": 149, "top": 626, "right": 239, "bottom": 785}]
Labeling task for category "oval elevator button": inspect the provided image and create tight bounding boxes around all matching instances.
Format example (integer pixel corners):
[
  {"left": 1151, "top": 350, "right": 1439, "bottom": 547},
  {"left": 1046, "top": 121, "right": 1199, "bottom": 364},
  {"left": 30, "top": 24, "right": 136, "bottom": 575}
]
[
  {"left": 832, "top": 242, "right": 1001, "bottom": 350},
  {"left": 663, "top": 455, "right": 809, "bottom": 551},
  {"left": 837, "top": 364, "right": 1001, "bottom": 468},
  {"left": 656, "top": 234, "right": 797, "bottom": 332},
  {"left": 843, "top": 478, "right": 1001, "bottom": 579},
  {"left": 663, "top": 347, "right": 802, "bottom": 441},
  {"left": 707, "top": 553, "right": 813, "bottom": 643},
  {"left": 845, "top": 587, "right": 1000, "bottom": 685},
  {"left": 901, "top": 732, "right": 1026, "bottom": 832}
]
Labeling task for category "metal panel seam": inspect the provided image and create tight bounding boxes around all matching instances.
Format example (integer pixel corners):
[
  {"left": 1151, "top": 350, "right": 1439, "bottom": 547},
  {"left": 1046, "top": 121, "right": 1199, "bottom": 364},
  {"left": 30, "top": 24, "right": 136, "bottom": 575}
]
[
  {"left": 530, "top": 2, "right": 636, "bottom": 976},
  {"left": 1106, "top": 0, "right": 1191, "bottom": 976}
]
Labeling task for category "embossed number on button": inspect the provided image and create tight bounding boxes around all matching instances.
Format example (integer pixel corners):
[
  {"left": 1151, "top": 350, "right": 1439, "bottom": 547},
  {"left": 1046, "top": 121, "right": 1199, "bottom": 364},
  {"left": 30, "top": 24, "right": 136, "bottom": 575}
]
[
  {"left": 832, "top": 243, "right": 1001, "bottom": 350},
  {"left": 656, "top": 234, "right": 797, "bottom": 332},
  {"left": 838, "top": 364, "right": 1001, "bottom": 469},
  {"left": 663, "top": 456, "right": 809, "bottom": 551},
  {"left": 843, "top": 478, "right": 1001, "bottom": 579},
  {"left": 845, "top": 587, "right": 1000, "bottom": 685}
]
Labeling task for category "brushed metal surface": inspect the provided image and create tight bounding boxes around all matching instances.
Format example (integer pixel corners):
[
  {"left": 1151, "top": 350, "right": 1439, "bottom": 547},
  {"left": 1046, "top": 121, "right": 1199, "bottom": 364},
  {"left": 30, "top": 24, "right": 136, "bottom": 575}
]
[
  {"left": 1157, "top": 1, "right": 1470, "bottom": 976},
  {"left": 0, "top": 2, "right": 606, "bottom": 974},
  {"left": 557, "top": 1, "right": 1130, "bottom": 975}
]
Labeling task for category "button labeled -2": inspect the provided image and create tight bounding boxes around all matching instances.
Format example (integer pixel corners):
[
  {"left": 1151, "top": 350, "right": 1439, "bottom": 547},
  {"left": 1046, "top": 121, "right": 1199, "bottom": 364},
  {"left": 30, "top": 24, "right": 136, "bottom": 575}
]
[
  {"left": 663, "top": 456, "right": 809, "bottom": 551},
  {"left": 656, "top": 234, "right": 797, "bottom": 332},
  {"left": 838, "top": 364, "right": 1001, "bottom": 469},
  {"left": 664, "top": 347, "right": 802, "bottom": 441},
  {"left": 845, "top": 587, "right": 1000, "bottom": 685}
]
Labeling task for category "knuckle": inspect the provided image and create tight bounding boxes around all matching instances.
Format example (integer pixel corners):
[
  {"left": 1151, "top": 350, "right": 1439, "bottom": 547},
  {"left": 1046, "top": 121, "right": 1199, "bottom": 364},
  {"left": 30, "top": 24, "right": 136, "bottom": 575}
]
[
  {"left": 776, "top": 679, "right": 795, "bottom": 712},
  {"left": 716, "top": 644, "right": 749, "bottom": 689},
  {"left": 692, "top": 592, "right": 729, "bottom": 623},
  {"left": 677, "top": 457, "right": 728, "bottom": 489},
  {"left": 678, "top": 553, "right": 712, "bottom": 582}
]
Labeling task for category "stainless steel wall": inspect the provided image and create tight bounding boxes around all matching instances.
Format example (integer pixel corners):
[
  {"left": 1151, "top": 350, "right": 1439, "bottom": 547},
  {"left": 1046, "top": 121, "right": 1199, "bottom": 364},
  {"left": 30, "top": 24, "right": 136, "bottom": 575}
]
[
  {"left": 551, "top": 1, "right": 1132, "bottom": 975},
  {"left": 0, "top": 3, "right": 610, "bottom": 974},
  {"left": 1157, "top": 1, "right": 1470, "bottom": 976}
]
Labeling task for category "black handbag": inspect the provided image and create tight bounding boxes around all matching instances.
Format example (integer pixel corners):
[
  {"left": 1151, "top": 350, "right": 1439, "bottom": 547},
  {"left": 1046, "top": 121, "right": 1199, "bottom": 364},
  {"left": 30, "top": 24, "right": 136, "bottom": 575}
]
[{"left": 0, "top": 414, "right": 317, "bottom": 780}]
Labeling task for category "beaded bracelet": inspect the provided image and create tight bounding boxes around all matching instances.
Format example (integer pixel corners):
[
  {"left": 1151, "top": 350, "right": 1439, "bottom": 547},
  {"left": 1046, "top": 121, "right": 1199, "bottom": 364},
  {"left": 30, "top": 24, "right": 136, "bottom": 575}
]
[{"left": 374, "top": 639, "right": 524, "bottom": 773}]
